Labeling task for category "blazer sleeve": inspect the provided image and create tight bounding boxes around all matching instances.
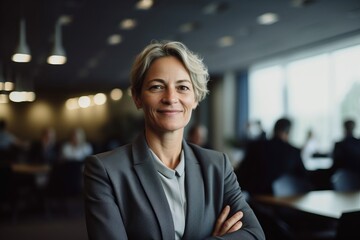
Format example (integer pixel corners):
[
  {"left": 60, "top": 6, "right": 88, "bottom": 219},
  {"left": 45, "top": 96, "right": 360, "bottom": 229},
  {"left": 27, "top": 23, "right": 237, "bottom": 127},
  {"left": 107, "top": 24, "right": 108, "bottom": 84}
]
[
  {"left": 83, "top": 155, "right": 128, "bottom": 240},
  {"left": 207, "top": 153, "right": 265, "bottom": 240}
]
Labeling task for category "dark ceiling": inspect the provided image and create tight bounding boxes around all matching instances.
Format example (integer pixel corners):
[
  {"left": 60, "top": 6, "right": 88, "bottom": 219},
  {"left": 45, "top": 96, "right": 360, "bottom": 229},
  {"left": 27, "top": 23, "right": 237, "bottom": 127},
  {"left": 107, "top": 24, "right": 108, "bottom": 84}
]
[{"left": 1, "top": 0, "right": 360, "bottom": 97}]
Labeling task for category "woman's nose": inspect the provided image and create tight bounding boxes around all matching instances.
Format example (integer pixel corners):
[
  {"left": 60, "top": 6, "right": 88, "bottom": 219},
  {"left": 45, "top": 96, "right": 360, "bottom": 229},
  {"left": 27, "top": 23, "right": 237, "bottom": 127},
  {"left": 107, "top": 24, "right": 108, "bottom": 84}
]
[{"left": 162, "top": 88, "right": 178, "bottom": 104}]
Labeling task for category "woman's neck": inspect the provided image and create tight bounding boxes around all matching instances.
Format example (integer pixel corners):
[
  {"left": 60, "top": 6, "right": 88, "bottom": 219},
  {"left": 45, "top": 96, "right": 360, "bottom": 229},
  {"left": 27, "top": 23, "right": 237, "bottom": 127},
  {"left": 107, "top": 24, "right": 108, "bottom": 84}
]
[{"left": 145, "top": 129, "right": 183, "bottom": 169}]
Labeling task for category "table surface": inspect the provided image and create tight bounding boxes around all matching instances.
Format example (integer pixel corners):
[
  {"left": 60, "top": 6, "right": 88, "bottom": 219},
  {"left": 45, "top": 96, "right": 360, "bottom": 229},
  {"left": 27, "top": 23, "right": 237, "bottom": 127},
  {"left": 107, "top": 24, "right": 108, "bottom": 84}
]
[
  {"left": 253, "top": 190, "right": 360, "bottom": 219},
  {"left": 11, "top": 163, "right": 51, "bottom": 174}
]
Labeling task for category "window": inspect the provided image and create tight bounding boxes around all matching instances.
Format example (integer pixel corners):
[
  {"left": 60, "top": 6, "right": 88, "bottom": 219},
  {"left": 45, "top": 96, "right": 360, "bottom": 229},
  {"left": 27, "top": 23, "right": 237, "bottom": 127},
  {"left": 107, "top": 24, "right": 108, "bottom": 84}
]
[
  {"left": 249, "top": 65, "right": 285, "bottom": 136},
  {"left": 249, "top": 39, "right": 360, "bottom": 153}
]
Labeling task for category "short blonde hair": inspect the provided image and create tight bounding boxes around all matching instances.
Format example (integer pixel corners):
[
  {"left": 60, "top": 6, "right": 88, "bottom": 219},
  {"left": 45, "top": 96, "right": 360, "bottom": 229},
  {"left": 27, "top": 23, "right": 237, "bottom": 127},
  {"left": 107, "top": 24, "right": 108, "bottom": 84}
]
[{"left": 130, "top": 40, "right": 209, "bottom": 102}]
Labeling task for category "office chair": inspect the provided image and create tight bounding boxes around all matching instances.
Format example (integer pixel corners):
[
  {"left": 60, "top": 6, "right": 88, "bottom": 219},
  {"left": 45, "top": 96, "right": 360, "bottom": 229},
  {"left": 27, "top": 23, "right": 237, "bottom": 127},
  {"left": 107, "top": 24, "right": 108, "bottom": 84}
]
[
  {"left": 336, "top": 211, "right": 360, "bottom": 240},
  {"left": 331, "top": 168, "right": 360, "bottom": 192},
  {"left": 44, "top": 161, "right": 84, "bottom": 216},
  {"left": 272, "top": 173, "right": 313, "bottom": 197}
]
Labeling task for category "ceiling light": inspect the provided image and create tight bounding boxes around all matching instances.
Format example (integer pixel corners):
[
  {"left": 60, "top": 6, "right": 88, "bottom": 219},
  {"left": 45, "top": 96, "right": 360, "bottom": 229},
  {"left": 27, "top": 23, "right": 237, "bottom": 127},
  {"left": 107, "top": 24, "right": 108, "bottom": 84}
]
[
  {"left": 12, "top": 19, "right": 31, "bottom": 63},
  {"left": 9, "top": 91, "right": 23, "bottom": 102},
  {"left": 108, "top": 34, "right": 122, "bottom": 45},
  {"left": 292, "top": 0, "right": 316, "bottom": 8},
  {"left": 10, "top": 74, "right": 36, "bottom": 102},
  {"left": 94, "top": 93, "right": 107, "bottom": 105},
  {"left": 47, "top": 19, "right": 67, "bottom": 65},
  {"left": 66, "top": 98, "right": 79, "bottom": 110},
  {"left": 78, "top": 96, "right": 91, "bottom": 108},
  {"left": 9, "top": 91, "right": 36, "bottom": 102},
  {"left": 257, "top": 12, "right": 279, "bottom": 25},
  {"left": 110, "top": 88, "right": 123, "bottom": 101},
  {"left": 4, "top": 82, "right": 14, "bottom": 91},
  {"left": 0, "top": 94, "right": 9, "bottom": 104},
  {"left": 59, "top": 15, "right": 73, "bottom": 25},
  {"left": 218, "top": 36, "right": 234, "bottom": 47},
  {"left": 25, "top": 92, "right": 36, "bottom": 102},
  {"left": 120, "top": 19, "right": 137, "bottom": 30},
  {"left": 179, "top": 22, "right": 198, "bottom": 33},
  {"left": 203, "top": 2, "right": 229, "bottom": 14},
  {"left": 203, "top": 3, "right": 217, "bottom": 14},
  {"left": 136, "top": 0, "right": 153, "bottom": 10}
]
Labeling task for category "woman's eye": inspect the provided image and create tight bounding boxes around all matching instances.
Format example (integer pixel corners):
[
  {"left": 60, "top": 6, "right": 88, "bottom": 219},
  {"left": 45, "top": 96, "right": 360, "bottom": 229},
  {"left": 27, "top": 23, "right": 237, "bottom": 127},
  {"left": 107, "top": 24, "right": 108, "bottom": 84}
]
[
  {"left": 149, "top": 85, "right": 164, "bottom": 91},
  {"left": 178, "top": 86, "right": 190, "bottom": 91}
]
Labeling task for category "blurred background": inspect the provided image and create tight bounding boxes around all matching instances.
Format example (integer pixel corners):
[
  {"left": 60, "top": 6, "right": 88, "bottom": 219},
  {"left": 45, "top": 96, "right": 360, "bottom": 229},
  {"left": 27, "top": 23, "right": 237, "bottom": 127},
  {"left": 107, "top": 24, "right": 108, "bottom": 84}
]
[{"left": 1, "top": 0, "right": 360, "bottom": 239}]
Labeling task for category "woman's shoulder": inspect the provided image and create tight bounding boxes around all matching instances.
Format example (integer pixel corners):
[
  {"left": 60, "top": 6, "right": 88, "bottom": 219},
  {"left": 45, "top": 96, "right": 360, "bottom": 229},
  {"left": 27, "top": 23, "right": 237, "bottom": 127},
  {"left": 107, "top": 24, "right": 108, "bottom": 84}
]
[
  {"left": 94, "top": 143, "right": 132, "bottom": 160},
  {"left": 86, "top": 143, "right": 133, "bottom": 169}
]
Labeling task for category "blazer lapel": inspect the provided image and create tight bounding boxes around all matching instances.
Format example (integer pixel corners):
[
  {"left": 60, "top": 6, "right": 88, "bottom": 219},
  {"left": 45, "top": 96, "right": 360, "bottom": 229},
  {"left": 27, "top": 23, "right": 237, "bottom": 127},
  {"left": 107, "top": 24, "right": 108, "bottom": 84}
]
[
  {"left": 132, "top": 134, "right": 175, "bottom": 240},
  {"left": 182, "top": 141, "right": 205, "bottom": 239}
]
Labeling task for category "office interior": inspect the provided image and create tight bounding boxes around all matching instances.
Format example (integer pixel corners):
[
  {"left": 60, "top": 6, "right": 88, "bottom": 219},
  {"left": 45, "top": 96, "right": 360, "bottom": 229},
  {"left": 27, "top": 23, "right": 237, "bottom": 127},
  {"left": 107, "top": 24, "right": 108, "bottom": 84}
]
[{"left": 1, "top": 0, "right": 360, "bottom": 239}]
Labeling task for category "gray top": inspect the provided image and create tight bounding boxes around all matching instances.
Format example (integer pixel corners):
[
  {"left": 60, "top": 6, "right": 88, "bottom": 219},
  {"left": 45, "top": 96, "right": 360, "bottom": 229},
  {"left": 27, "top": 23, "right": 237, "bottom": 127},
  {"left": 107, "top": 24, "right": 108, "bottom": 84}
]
[
  {"left": 150, "top": 149, "right": 186, "bottom": 240},
  {"left": 0, "top": 130, "right": 16, "bottom": 150}
]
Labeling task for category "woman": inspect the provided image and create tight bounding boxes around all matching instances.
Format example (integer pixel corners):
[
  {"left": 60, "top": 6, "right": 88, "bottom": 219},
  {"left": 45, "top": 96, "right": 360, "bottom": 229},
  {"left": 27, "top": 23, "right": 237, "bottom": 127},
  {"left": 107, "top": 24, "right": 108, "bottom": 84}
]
[
  {"left": 62, "top": 127, "right": 93, "bottom": 161},
  {"left": 84, "top": 41, "right": 265, "bottom": 240}
]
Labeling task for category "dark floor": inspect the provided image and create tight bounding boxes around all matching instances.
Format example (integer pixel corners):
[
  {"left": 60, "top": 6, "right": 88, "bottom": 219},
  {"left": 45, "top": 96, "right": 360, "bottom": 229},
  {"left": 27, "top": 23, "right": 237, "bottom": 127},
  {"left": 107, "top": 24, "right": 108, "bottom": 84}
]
[{"left": 0, "top": 198, "right": 87, "bottom": 240}]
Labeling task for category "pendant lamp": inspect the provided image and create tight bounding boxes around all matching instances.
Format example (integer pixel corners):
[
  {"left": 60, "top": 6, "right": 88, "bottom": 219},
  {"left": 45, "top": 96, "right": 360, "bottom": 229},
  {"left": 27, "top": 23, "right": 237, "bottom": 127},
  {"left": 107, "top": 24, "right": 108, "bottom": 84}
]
[
  {"left": 0, "top": 64, "right": 14, "bottom": 91},
  {"left": 47, "top": 19, "right": 67, "bottom": 65},
  {"left": 12, "top": 19, "right": 31, "bottom": 63}
]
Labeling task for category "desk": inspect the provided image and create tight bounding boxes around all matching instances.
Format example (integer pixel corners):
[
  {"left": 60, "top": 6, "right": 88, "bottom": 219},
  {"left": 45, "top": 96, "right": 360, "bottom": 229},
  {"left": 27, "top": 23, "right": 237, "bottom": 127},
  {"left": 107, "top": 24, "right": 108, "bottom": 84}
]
[
  {"left": 11, "top": 163, "right": 51, "bottom": 174},
  {"left": 11, "top": 163, "right": 51, "bottom": 188},
  {"left": 254, "top": 190, "right": 360, "bottom": 219}
]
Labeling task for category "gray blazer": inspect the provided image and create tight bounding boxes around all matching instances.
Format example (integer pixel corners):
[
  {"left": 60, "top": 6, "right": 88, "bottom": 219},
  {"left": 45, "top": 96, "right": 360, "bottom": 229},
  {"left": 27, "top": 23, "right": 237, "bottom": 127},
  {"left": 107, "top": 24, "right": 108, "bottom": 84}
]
[{"left": 84, "top": 134, "right": 265, "bottom": 240}]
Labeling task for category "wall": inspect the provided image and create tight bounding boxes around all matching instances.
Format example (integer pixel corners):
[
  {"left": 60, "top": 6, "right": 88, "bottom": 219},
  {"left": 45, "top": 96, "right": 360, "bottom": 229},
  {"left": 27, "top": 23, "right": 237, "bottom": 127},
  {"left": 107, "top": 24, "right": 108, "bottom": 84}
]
[
  {"left": 209, "top": 72, "right": 237, "bottom": 152},
  {"left": 1, "top": 75, "right": 238, "bottom": 154},
  {"left": 0, "top": 92, "right": 142, "bottom": 147}
]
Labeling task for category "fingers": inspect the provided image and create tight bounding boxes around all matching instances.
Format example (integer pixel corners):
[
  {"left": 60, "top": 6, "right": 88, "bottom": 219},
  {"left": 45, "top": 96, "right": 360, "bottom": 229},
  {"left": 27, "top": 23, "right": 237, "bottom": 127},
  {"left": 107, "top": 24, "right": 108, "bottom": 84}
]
[
  {"left": 212, "top": 205, "right": 244, "bottom": 237},
  {"left": 219, "top": 211, "right": 243, "bottom": 235},
  {"left": 228, "top": 215, "right": 243, "bottom": 233},
  {"left": 212, "top": 205, "right": 230, "bottom": 236}
]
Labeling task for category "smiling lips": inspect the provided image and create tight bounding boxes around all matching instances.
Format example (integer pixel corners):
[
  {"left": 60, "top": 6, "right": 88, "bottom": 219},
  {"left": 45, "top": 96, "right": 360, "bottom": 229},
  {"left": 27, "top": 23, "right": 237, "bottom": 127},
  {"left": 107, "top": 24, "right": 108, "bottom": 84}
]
[{"left": 157, "top": 109, "right": 182, "bottom": 115}]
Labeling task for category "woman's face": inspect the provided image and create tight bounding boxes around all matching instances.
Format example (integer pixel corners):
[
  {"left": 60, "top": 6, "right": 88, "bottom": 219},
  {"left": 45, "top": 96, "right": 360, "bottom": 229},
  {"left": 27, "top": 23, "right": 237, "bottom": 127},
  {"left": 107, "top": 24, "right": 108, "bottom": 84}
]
[{"left": 134, "top": 56, "right": 198, "bottom": 134}]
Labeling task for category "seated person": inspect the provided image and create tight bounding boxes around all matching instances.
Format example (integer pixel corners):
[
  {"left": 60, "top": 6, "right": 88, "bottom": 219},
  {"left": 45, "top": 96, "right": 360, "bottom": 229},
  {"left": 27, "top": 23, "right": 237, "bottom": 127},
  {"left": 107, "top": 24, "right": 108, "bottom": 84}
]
[
  {"left": 28, "top": 127, "right": 59, "bottom": 164},
  {"left": 332, "top": 119, "right": 360, "bottom": 173},
  {"left": 186, "top": 124, "right": 211, "bottom": 149},
  {"left": 331, "top": 119, "right": 360, "bottom": 189},
  {"left": 236, "top": 118, "right": 310, "bottom": 195},
  {"left": 61, "top": 128, "right": 93, "bottom": 161},
  {"left": 0, "top": 119, "right": 29, "bottom": 162}
]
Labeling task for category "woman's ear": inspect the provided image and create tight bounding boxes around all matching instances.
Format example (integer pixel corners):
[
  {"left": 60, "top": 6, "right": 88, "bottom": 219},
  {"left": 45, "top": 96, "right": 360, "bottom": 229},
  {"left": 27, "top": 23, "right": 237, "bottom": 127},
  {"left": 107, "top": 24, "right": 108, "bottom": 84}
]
[
  {"left": 193, "top": 101, "right": 198, "bottom": 110},
  {"left": 133, "top": 96, "right": 142, "bottom": 109}
]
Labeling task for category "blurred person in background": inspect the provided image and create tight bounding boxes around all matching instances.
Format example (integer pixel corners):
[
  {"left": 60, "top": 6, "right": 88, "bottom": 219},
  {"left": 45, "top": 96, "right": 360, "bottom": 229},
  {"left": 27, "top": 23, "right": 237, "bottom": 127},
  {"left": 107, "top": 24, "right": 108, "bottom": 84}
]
[
  {"left": 186, "top": 124, "right": 211, "bottom": 149},
  {"left": 331, "top": 119, "right": 360, "bottom": 179},
  {"left": 301, "top": 129, "right": 319, "bottom": 162},
  {"left": 61, "top": 127, "right": 93, "bottom": 161},
  {"left": 236, "top": 117, "right": 310, "bottom": 196},
  {"left": 332, "top": 119, "right": 360, "bottom": 172},
  {"left": 245, "top": 120, "right": 266, "bottom": 142},
  {"left": 28, "top": 127, "right": 59, "bottom": 165},
  {"left": 0, "top": 118, "right": 29, "bottom": 162},
  {"left": 84, "top": 40, "right": 264, "bottom": 240}
]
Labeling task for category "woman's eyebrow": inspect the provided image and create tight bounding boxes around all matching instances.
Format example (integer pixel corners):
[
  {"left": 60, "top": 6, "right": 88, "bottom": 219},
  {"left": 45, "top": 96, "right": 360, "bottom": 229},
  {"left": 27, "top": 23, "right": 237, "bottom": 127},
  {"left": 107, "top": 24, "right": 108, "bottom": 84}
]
[
  {"left": 146, "top": 79, "right": 191, "bottom": 84},
  {"left": 176, "top": 79, "right": 192, "bottom": 84},
  {"left": 146, "top": 79, "right": 165, "bottom": 84}
]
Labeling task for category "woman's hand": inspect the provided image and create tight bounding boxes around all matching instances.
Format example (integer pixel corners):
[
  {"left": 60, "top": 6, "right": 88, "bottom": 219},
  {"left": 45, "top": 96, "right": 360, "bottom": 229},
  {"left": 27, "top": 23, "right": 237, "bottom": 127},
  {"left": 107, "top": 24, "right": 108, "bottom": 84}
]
[{"left": 212, "top": 205, "right": 243, "bottom": 237}]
